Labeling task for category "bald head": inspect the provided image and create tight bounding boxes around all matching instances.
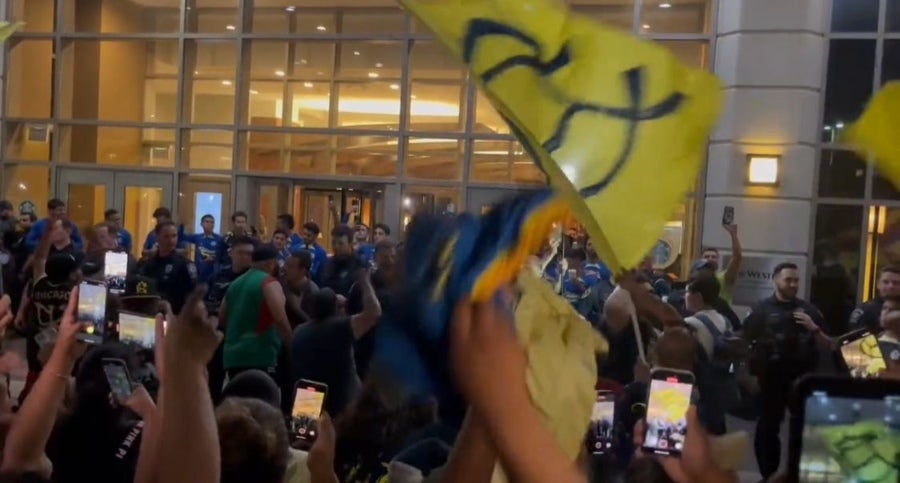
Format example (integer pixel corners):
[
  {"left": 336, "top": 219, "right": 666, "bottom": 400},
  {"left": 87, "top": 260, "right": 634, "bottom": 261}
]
[
  {"left": 603, "top": 286, "right": 636, "bottom": 335},
  {"left": 655, "top": 327, "right": 697, "bottom": 372}
]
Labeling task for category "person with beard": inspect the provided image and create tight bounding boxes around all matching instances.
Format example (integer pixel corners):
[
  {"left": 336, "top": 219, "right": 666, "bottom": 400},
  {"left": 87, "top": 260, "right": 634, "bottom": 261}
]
[
  {"left": 281, "top": 250, "right": 319, "bottom": 328},
  {"left": 136, "top": 221, "right": 197, "bottom": 314},
  {"left": 205, "top": 236, "right": 255, "bottom": 404},
  {"left": 347, "top": 238, "right": 397, "bottom": 379},
  {"left": 24, "top": 199, "right": 84, "bottom": 253},
  {"left": 316, "top": 224, "right": 367, "bottom": 298},
  {"left": 742, "top": 262, "right": 825, "bottom": 480},
  {"left": 298, "top": 221, "right": 328, "bottom": 278}
]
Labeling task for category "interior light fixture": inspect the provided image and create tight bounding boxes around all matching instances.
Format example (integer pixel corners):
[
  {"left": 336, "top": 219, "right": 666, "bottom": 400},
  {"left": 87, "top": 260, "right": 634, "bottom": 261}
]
[
  {"left": 642, "top": 24, "right": 651, "bottom": 29},
  {"left": 367, "top": 72, "right": 380, "bottom": 78},
  {"left": 285, "top": 6, "right": 296, "bottom": 12},
  {"left": 746, "top": 154, "right": 780, "bottom": 186},
  {"left": 226, "top": 24, "right": 236, "bottom": 31},
  {"left": 375, "top": 62, "right": 384, "bottom": 68},
  {"left": 316, "top": 25, "right": 327, "bottom": 31},
  {"left": 250, "top": 90, "right": 259, "bottom": 95},
  {"left": 303, "top": 82, "right": 314, "bottom": 88},
  {"left": 275, "top": 70, "right": 286, "bottom": 77},
  {"left": 353, "top": 51, "right": 361, "bottom": 56},
  {"left": 389, "top": 84, "right": 400, "bottom": 90},
  {"left": 835, "top": 121, "right": 845, "bottom": 129},
  {"left": 403, "top": 197, "right": 412, "bottom": 208},
  {"left": 221, "top": 80, "right": 233, "bottom": 86},
  {"left": 660, "top": 3, "right": 672, "bottom": 8}
]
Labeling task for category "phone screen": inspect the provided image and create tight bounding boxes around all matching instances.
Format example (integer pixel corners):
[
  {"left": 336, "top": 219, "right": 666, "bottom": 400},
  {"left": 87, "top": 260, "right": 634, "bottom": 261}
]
[
  {"left": 840, "top": 332, "right": 887, "bottom": 378},
  {"left": 104, "top": 251, "right": 128, "bottom": 294},
  {"left": 799, "top": 391, "right": 900, "bottom": 481},
  {"left": 291, "top": 381, "right": 327, "bottom": 440},
  {"left": 102, "top": 360, "right": 133, "bottom": 400},
  {"left": 643, "top": 373, "right": 693, "bottom": 455},
  {"left": 587, "top": 391, "right": 616, "bottom": 454},
  {"left": 77, "top": 281, "right": 107, "bottom": 344},
  {"left": 118, "top": 311, "right": 156, "bottom": 349},
  {"left": 722, "top": 206, "right": 735, "bottom": 226}
]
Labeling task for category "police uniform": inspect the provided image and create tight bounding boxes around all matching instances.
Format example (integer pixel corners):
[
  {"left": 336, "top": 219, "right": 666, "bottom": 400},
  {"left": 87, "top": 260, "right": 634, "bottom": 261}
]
[
  {"left": 743, "top": 294, "right": 825, "bottom": 479},
  {"left": 137, "top": 252, "right": 197, "bottom": 314},
  {"left": 849, "top": 298, "right": 883, "bottom": 332}
]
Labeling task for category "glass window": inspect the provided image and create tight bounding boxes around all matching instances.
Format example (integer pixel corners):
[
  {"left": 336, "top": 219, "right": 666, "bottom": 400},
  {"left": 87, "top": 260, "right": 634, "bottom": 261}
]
[
  {"left": 178, "top": 174, "right": 232, "bottom": 236},
  {"left": 242, "top": 131, "right": 333, "bottom": 175},
  {"left": 287, "top": 81, "right": 332, "bottom": 128},
  {"left": 336, "top": 82, "right": 401, "bottom": 130},
  {"left": 882, "top": 40, "right": 900, "bottom": 84},
  {"left": 873, "top": 170, "right": 900, "bottom": 200},
  {"left": 409, "top": 82, "right": 465, "bottom": 132},
  {"left": 191, "top": 40, "right": 238, "bottom": 79},
  {"left": 818, "top": 150, "right": 866, "bottom": 199},
  {"left": 335, "top": 135, "right": 399, "bottom": 177},
  {"left": 6, "top": 40, "right": 53, "bottom": 118},
  {"left": 59, "top": 126, "right": 176, "bottom": 167},
  {"left": 511, "top": 142, "right": 546, "bottom": 185},
  {"left": 471, "top": 139, "right": 518, "bottom": 183},
  {"left": 811, "top": 204, "right": 862, "bottom": 326},
  {"left": 876, "top": 207, "right": 900, "bottom": 272},
  {"left": 656, "top": 41, "right": 709, "bottom": 70},
  {"left": 474, "top": 91, "right": 511, "bottom": 136},
  {"left": 58, "top": 40, "right": 180, "bottom": 122},
  {"left": 248, "top": 81, "right": 285, "bottom": 127},
  {"left": 10, "top": 0, "right": 56, "bottom": 32},
  {"left": 571, "top": 1, "right": 635, "bottom": 31},
  {"left": 342, "top": 10, "right": 407, "bottom": 35},
  {"left": 889, "top": 0, "right": 900, "bottom": 32},
  {"left": 186, "top": 0, "right": 239, "bottom": 34},
  {"left": 410, "top": 40, "right": 465, "bottom": 80},
  {"left": 2, "top": 165, "right": 51, "bottom": 215},
  {"left": 191, "top": 81, "right": 237, "bottom": 125},
  {"left": 401, "top": 185, "right": 461, "bottom": 228},
  {"left": 61, "top": 0, "right": 181, "bottom": 33},
  {"left": 4, "top": 122, "right": 52, "bottom": 162},
  {"left": 297, "top": 10, "right": 337, "bottom": 35},
  {"left": 830, "top": 0, "right": 879, "bottom": 32},
  {"left": 337, "top": 41, "right": 403, "bottom": 80},
  {"left": 822, "top": 40, "right": 876, "bottom": 140},
  {"left": 183, "top": 130, "right": 234, "bottom": 170},
  {"left": 293, "top": 42, "right": 336, "bottom": 78},
  {"left": 404, "top": 138, "right": 463, "bottom": 180},
  {"left": 250, "top": 42, "right": 289, "bottom": 79},
  {"left": 639, "top": 0, "right": 711, "bottom": 34}
]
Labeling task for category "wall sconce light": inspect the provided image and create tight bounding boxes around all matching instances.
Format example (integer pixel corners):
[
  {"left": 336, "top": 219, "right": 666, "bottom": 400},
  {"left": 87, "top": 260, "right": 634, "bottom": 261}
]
[{"left": 746, "top": 155, "right": 780, "bottom": 186}]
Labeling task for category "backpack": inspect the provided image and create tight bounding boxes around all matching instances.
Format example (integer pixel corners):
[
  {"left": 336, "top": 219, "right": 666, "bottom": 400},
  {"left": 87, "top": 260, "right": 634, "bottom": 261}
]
[{"left": 693, "top": 313, "right": 751, "bottom": 416}]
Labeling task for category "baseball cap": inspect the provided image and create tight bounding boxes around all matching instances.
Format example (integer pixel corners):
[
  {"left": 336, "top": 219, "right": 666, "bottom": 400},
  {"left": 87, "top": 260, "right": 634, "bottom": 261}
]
[{"left": 689, "top": 259, "right": 715, "bottom": 275}]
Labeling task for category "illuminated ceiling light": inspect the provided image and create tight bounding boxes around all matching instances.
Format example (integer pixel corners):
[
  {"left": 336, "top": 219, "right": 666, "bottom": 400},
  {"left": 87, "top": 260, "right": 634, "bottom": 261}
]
[
  {"left": 303, "top": 82, "right": 314, "bottom": 88},
  {"left": 659, "top": 2, "right": 672, "bottom": 8},
  {"left": 353, "top": 51, "right": 361, "bottom": 56},
  {"left": 275, "top": 70, "right": 286, "bottom": 77},
  {"left": 642, "top": 24, "right": 651, "bottom": 29},
  {"left": 389, "top": 84, "right": 400, "bottom": 90},
  {"left": 368, "top": 72, "right": 380, "bottom": 78},
  {"left": 746, "top": 154, "right": 780, "bottom": 186},
  {"left": 226, "top": 24, "right": 236, "bottom": 31},
  {"left": 221, "top": 80, "right": 232, "bottom": 86},
  {"left": 375, "top": 62, "right": 384, "bottom": 68},
  {"left": 17, "top": 182, "right": 26, "bottom": 190},
  {"left": 316, "top": 25, "right": 327, "bottom": 31},
  {"left": 294, "top": 97, "right": 459, "bottom": 117},
  {"left": 285, "top": 6, "right": 296, "bottom": 12},
  {"left": 835, "top": 121, "right": 845, "bottom": 129},
  {"left": 403, "top": 197, "right": 412, "bottom": 208},
  {"left": 299, "top": 59, "right": 308, "bottom": 65},
  {"left": 250, "top": 89, "right": 259, "bottom": 95},
  {"left": 411, "top": 94, "right": 417, "bottom": 99}
]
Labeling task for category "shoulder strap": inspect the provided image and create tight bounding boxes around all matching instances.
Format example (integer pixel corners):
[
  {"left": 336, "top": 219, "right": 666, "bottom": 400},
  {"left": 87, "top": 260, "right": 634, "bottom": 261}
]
[{"left": 693, "top": 313, "right": 723, "bottom": 339}]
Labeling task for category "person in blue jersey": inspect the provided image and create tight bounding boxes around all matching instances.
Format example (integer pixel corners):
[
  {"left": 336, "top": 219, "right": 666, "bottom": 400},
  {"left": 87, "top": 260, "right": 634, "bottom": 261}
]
[
  {"left": 275, "top": 213, "right": 304, "bottom": 252},
  {"left": 179, "top": 214, "right": 223, "bottom": 284},
  {"left": 561, "top": 247, "right": 589, "bottom": 305},
  {"left": 353, "top": 223, "right": 376, "bottom": 268},
  {"left": 103, "top": 208, "right": 133, "bottom": 254},
  {"left": 141, "top": 207, "right": 185, "bottom": 258},
  {"left": 583, "top": 238, "right": 615, "bottom": 299},
  {"left": 298, "top": 221, "right": 327, "bottom": 277},
  {"left": 24, "top": 198, "right": 84, "bottom": 253},
  {"left": 270, "top": 229, "right": 290, "bottom": 272}
]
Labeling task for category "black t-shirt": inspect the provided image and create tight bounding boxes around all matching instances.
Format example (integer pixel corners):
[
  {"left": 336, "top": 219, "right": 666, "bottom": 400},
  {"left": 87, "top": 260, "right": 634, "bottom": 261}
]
[
  {"left": 317, "top": 256, "right": 367, "bottom": 297},
  {"left": 27, "top": 276, "right": 74, "bottom": 334},
  {"left": 48, "top": 415, "right": 143, "bottom": 483},
  {"left": 291, "top": 317, "right": 360, "bottom": 417},
  {"left": 138, "top": 253, "right": 197, "bottom": 314}
]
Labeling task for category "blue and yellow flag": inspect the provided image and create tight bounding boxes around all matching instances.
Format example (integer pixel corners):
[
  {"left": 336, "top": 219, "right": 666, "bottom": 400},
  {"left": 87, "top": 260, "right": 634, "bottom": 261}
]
[
  {"left": 845, "top": 82, "right": 900, "bottom": 189},
  {"left": 402, "top": 0, "right": 721, "bottom": 273}
]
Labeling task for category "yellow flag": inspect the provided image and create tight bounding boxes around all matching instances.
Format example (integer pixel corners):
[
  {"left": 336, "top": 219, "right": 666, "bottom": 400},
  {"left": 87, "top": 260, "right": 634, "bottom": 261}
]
[
  {"left": 0, "top": 22, "right": 24, "bottom": 43},
  {"left": 402, "top": 0, "right": 721, "bottom": 273},
  {"left": 845, "top": 82, "right": 900, "bottom": 189}
]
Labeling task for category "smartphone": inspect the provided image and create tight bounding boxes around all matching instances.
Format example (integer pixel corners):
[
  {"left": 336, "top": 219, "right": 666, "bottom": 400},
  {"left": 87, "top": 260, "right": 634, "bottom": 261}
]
[
  {"left": 76, "top": 280, "right": 108, "bottom": 344},
  {"left": 118, "top": 310, "right": 156, "bottom": 349},
  {"left": 838, "top": 330, "right": 887, "bottom": 379},
  {"left": 102, "top": 358, "right": 134, "bottom": 400},
  {"left": 642, "top": 368, "right": 695, "bottom": 456},
  {"left": 291, "top": 380, "right": 328, "bottom": 441},
  {"left": 722, "top": 206, "right": 735, "bottom": 226},
  {"left": 586, "top": 390, "right": 616, "bottom": 455},
  {"left": 104, "top": 251, "right": 128, "bottom": 294}
]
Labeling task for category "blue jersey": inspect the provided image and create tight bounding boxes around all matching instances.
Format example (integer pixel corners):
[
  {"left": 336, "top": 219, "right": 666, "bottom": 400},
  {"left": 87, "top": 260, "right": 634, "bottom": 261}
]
[
  {"left": 356, "top": 244, "right": 376, "bottom": 268},
  {"left": 179, "top": 228, "right": 223, "bottom": 283},
  {"left": 116, "top": 229, "right": 133, "bottom": 253},
  {"left": 583, "top": 262, "right": 612, "bottom": 288},
  {"left": 288, "top": 233, "right": 305, "bottom": 253},
  {"left": 25, "top": 219, "right": 84, "bottom": 252},
  {"left": 296, "top": 243, "right": 327, "bottom": 276}
]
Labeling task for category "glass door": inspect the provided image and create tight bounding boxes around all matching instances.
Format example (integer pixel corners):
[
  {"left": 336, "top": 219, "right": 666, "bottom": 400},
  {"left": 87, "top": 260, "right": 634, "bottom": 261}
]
[{"left": 57, "top": 169, "right": 115, "bottom": 237}]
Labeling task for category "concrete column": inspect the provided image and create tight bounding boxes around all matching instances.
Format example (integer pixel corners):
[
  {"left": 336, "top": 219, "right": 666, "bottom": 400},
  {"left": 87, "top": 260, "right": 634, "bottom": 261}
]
[{"left": 703, "top": 0, "right": 830, "bottom": 297}]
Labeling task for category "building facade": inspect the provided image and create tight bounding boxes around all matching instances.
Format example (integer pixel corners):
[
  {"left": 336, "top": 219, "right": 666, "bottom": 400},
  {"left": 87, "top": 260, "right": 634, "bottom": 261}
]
[{"left": 1, "top": 0, "right": 894, "bottom": 303}]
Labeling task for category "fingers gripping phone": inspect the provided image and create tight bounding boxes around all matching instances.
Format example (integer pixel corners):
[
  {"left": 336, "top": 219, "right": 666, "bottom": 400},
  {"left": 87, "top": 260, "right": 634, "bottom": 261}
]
[
  {"left": 102, "top": 358, "right": 134, "bottom": 401},
  {"left": 642, "top": 368, "right": 695, "bottom": 456},
  {"left": 586, "top": 390, "right": 616, "bottom": 455},
  {"left": 838, "top": 330, "right": 887, "bottom": 379},
  {"left": 291, "top": 380, "right": 327, "bottom": 442},
  {"left": 76, "top": 280, "right": 108, "bottom": 344}
]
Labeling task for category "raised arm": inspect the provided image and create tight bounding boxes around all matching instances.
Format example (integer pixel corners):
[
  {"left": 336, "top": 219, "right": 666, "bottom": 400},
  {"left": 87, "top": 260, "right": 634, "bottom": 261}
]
[
  {"left": 349, "top": 270, "right": 381, "bottom": 340},
  {"left": 722, "top": 224, "right": 742, "bottom": 292},
  {"left": 32, "top": 218, "right": 57, "bottom": 281}
]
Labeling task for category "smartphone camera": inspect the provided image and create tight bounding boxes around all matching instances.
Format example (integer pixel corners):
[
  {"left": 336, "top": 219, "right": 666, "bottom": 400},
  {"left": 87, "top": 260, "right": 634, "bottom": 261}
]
[
  {"left": 102, "top": 358, "right": 134, "bottom": 401},
  {"left": 76, "top": 280, "right": 108, "bottom": 344},
  {"left": 587, "top": 391, "right": 616, "bottom": 455},
  {"left": 291, "top": 380, "right": 327, "bottom": 442},
  {"left": 642, "top": 369, "right": 695, "bottom": 456}
]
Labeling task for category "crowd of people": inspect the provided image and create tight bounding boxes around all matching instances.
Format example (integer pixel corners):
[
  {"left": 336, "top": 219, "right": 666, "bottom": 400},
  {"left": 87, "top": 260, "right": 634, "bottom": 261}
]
[{"left": 0, "top": 197, "right": 896, "bottom": 483}]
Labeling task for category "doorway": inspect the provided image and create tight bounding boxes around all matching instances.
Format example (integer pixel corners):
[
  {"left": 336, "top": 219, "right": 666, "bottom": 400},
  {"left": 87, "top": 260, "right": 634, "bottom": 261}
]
[{"left": 57, "top": 169, "right": 173, "bottom": 258}]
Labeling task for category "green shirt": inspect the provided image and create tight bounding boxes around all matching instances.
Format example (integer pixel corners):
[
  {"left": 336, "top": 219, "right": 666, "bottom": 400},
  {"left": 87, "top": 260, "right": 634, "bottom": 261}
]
[
  {"left": 716, "top": 271, "right": 732, "bottom": 304},
  {"left": 223, "top": 268, "right": 280, "bottom": 370}
]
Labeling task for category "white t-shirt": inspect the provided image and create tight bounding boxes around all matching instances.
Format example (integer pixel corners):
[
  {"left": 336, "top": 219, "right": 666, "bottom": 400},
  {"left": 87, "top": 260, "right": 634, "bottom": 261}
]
[
  {"left": 685, "top": 309, "right": 731, "bottom": 359},
  {"left": 283, "top": 448, "right": 311, "bottom": 483}
]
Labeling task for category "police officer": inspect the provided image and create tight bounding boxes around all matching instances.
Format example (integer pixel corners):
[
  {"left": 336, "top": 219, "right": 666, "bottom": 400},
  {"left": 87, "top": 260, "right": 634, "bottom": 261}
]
[
  {"left": 850, "top": 265, "right": 900, "bottom": 331},
  {"left": 137, "top": 221, "right": 196, "bottom": 314},
  {"left": 742, "top": 262, "right": 826, "bottom": 480}
]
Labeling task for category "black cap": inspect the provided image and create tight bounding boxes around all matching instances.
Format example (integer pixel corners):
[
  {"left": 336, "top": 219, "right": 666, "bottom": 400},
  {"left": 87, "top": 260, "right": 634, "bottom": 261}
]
[
  {"left": 252, "top": 244, "right": 278, "bottom": 263},
  {"left": 125, "top": 274, "right": 158, "bottom": 297}
]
